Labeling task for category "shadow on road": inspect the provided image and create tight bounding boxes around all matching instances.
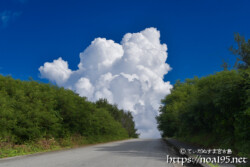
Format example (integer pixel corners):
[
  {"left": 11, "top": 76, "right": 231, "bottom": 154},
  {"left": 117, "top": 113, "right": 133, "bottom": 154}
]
[{"left": 94, "top": 139, "right": 169, "bottom": 162}]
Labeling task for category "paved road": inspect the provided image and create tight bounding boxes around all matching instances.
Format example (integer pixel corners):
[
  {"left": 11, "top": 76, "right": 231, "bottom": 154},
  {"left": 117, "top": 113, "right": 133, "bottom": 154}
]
[{"left": 0, "top": 139, "right": 175, "bottom": 167}]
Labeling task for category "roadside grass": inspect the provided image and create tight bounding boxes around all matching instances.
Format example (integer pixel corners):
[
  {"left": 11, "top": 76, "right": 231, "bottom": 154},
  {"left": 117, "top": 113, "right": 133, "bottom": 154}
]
[
  {"left": 0, "top": 135, "right": 129, "bottom": 158},
  {"left": 208, "top": 163, "right": 219, "bottom": 167},
  {"left": 0, "top": 138, "right": 61, "bottom": 158}
]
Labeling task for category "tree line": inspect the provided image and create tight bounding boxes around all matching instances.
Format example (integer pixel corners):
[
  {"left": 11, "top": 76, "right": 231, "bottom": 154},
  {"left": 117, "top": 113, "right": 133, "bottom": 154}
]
[
  {"left": 156, "top": 34, "right": 250, "bottom": 157},
  {"left": 0, "top": 76, "right": 138, "bottom": 145}
]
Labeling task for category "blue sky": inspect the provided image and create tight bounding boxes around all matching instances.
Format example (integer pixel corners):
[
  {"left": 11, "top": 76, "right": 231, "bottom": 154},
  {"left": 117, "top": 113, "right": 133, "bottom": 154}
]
[{"left": 0, "top": 0, "right": 250, "bottom": 84}]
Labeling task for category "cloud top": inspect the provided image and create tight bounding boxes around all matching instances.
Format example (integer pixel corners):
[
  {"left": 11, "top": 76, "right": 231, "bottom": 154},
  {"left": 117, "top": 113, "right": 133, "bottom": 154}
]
[{"left": 39, "top": 27, "right": 172, "bottom": 138}]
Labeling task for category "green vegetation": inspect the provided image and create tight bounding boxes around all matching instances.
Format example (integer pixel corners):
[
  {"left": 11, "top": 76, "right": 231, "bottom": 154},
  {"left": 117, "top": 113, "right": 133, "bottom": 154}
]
[
  {"left": 0, "top": 76, "right": 138, "bottom": 158},
  {"left": 156, "top": 34, "right": 250, "bottom": 157},
  {"left": 208, "top": 163, "right": 219, "bottom": 167},
  {"left": 95, "top": 99, "right": 139, "bottom": 138}
]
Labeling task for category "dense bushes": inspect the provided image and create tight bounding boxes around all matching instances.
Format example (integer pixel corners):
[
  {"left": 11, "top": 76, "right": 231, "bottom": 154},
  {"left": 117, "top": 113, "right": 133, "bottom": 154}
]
[
  {"left": 157, "top": 34, "right": 250, "bottom": 157},
  {"left": 95, "top": 99, "right": 139, "bottom": 138},
  {"left": 157, "top": 69, "right": 250, "bottom": 156},
  {"left": 0, "top": 75, "right": 138, "bottom": 144}
]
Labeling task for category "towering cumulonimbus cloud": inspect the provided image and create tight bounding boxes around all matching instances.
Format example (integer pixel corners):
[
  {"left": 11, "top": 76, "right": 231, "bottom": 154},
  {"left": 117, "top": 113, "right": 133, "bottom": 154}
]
[{"left": 39, "top": 27, "right": 173, "bottom": 138}]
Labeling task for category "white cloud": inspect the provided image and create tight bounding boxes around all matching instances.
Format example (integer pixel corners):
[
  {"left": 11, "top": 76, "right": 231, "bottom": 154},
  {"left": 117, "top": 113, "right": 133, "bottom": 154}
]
[
  {"left": 0, "top": 10, "right": 22, "bottom": 28},
  {"left": 75, "top": 77, "right": 94, "bottom": 99},
  {"left": 39, "top": 57, "right": 72, "bottom": 86},
  {"left": 39, "top": 28, "right": 173, "bottom": 138}
]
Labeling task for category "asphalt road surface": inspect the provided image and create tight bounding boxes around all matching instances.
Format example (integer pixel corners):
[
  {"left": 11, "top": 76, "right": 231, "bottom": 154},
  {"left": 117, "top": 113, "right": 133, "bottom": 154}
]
[{"left": 0, "top": 139, "right": 176, "bottom": 167}]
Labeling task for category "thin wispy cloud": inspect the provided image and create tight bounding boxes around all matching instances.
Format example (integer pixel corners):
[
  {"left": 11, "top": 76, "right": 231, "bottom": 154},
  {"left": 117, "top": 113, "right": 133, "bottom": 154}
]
[
  {"left": 0, "top": 10, "right": 22, "bottom": 28},
  {"left": 0, "top": 0, "right": 27, "bottom": 28}
]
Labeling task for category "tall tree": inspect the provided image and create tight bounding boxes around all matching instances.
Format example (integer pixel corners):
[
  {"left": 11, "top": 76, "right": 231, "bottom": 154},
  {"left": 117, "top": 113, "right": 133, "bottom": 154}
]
[{"left": 230, "top": 33, "right": 250, "bottom": 69}]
